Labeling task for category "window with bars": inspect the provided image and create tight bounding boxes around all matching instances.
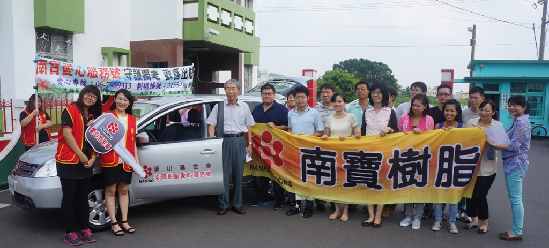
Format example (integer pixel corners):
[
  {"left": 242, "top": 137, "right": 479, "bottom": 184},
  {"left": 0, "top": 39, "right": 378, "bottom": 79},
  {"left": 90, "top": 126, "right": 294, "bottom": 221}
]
[{"left": 510, "top": 82, "right": 545, "bottom": 118}]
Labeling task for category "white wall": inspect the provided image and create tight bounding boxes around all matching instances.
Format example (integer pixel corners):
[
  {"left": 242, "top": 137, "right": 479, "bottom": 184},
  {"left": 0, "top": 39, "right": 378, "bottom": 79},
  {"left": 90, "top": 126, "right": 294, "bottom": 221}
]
[
  {"left": 73, "top": 0, "right": 131, "bottom": 67},
  {"left": 0, "top": 0, "right": 36, "bottom": 103},
  {"left": 130, "top": 0, "right": 183, "bottom": 41}
]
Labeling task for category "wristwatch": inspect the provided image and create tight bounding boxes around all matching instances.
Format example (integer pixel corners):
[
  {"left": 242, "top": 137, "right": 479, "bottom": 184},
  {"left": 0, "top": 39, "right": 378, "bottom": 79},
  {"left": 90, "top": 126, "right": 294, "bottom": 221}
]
[{"left": 249, "top": 142, "right": 252, "bottom": 145}]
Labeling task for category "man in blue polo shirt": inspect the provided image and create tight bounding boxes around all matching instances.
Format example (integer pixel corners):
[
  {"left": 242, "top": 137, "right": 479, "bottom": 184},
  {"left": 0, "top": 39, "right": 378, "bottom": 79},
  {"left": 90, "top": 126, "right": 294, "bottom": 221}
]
[
  {"left": 251, "top": 83, "right": 288, "bottom": 210},
  {"left": 286, "top": 85, "right": 324, "bottom": 218}
]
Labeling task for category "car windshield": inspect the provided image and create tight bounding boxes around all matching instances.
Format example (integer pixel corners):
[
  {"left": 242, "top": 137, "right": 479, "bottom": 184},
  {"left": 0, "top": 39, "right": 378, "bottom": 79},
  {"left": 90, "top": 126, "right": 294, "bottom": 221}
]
[
  {"left": 248, "top": 78, "right": 297, "bottom": 93},
  {"left": 132, "top": 102, "right": 160, "bottom": 119}
]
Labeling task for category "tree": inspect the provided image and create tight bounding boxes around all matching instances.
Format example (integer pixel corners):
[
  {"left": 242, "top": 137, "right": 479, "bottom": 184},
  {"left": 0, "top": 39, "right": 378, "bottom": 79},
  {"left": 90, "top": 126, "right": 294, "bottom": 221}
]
[
  {"left": 316, "top": 68, "right": 359, "bottom": 102},
  {"left": 332, "top": 58, "right": 401, "bottom": 92}
]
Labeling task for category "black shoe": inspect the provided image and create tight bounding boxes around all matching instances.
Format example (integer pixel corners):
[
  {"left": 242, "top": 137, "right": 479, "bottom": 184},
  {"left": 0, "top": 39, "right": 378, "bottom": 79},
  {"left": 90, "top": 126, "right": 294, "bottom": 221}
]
[
  {"left": 372, "top": 221, "right": 382, "bottom": 228},
  {"left": 349, "top": 204, "right": 358, "bottom": 212},
  {"left": 302, "top": 209, "right": 313, "bottom": 218},
  {"left": 442, "top": 214, "right": 448, "bottom": 221},
  {"left": 317, "top": 204, "right": 325, "bottom": 211},
  {"left": 286, "top": 208, "right": 299, "bottom": 216}
]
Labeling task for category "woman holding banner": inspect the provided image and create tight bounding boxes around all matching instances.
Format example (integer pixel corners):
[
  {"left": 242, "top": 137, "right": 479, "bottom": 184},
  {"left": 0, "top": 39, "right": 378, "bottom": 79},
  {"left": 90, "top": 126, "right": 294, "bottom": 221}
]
[
  {"left": 360, "top": 82, "right": 398, "bottom": 228},
  {"left": 432, "top": 99, "right": 463, "bottom": 234},
  {"left": 321, "top": 92, "right": 360, "bottom": 222},
  {"left": 487, "top": 95, "right": 530, "bottom": 241},
  {"left": 19, "top": 94, "right": 52, "bottom": 150},
  {"left": 464, "top": 99, "right": 500, "bottom": 234},
  {"left": 55, "top": 85, "right": 102, "bottom": 245},
  {"left": 397, "top": 93, "right": 433, "bottom": 230},
  {"left": 100, "top": 89, "right": 139, "bottom": 236}
]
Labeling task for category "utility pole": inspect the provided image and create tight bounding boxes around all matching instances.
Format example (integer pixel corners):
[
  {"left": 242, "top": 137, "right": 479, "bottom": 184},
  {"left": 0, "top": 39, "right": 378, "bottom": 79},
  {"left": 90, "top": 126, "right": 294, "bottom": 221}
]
[
  {"left": 468, "top": 24, "right": 476, "bottom": 76},
  {"left": 540, "top": 0, "right": 548, "bottom": 60}
]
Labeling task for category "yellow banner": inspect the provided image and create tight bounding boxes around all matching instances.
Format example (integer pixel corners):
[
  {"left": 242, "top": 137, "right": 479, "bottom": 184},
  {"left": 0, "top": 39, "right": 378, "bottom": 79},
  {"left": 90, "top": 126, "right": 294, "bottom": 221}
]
[{"left": 244, "top": 123, "right": 486, "bottom": 204}]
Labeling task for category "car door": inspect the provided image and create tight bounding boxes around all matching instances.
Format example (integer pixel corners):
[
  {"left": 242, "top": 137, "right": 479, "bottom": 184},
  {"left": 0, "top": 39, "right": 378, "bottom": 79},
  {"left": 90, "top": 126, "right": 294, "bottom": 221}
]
[{"left": 131, "top": 103, "right": 224, "bottom": 199}]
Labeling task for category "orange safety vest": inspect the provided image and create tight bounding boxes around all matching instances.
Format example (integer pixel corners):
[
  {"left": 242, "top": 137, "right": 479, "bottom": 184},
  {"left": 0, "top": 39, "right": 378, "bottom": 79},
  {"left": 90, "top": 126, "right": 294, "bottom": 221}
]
[
  {"left": 55, "top": 105, "right": 86, "bottom": 164},
  {"left": 100, "top": 111, "right": 137, "bottom": 172},
  {"left": 21, "top": 110, "right": 51, "bottom": 146},
  {"left": 102, "top": 96, "right": 114, "bottom": 113}
]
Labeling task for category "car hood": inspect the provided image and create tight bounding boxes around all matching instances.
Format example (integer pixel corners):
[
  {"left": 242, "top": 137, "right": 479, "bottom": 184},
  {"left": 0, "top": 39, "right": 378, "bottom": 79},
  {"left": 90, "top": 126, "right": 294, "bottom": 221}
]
[{"left": 19, "top": 139, "right": 58, "bottom": 165}]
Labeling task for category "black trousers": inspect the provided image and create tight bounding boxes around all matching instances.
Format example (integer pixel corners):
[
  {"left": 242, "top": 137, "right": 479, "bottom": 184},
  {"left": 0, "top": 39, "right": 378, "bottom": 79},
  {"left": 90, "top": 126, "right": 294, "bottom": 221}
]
[
  {"left": 272, "top": 181, "right": 286, "bottom": 205},
  {"left": 253, "top": 176, "right": 270, "bottom": 203},
  {"left": 287, "top": 193, "right": 313, "bottom": 211},
  {"left": 467, "top": 173, "right": 496, "bottom": 220},
  {"left": 60, "top": 177, "right": 91, "bottom": 234}
]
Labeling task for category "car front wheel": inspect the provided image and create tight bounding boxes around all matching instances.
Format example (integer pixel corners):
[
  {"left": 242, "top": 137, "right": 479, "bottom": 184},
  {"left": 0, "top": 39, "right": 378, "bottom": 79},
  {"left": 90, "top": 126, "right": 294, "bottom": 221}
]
[{"left": 88, "top": 182, "right": 118, "bottom": 231}]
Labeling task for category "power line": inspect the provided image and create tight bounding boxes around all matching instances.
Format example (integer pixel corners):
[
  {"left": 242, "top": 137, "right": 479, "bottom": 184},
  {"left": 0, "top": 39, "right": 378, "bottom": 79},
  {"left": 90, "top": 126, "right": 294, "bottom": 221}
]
[
  {"left": 433, "top": 0, "right": 531, "bottom": 28},
  {"left": 257, "top": 24, "right": 522, "bottom": 29},
  {"left": 258, "top": 0, "right": 490, "bottom": 12},
  {"left": 261, "top": 43, "right": 535, "bottom": 48}
]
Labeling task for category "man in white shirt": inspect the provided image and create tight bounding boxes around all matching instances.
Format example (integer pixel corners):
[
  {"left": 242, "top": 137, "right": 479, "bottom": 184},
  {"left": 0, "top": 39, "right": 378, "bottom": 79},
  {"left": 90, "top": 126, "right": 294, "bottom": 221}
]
[
  {"left": 462, "top": 86, "right": 486, "bottom": 125},
  {"left": 395, "top": 82, "right": 428, "bottom": 121}
]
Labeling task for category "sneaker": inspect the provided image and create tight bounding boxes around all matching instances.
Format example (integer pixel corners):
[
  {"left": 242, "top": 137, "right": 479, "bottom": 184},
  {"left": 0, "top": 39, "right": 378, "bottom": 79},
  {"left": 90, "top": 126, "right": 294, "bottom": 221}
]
[
  {"left": 250, "top": 201, "right": 269, "bottom": 207},
  {"left": 432, "top": 221, "right": 442, "bottom": 231},
  {"left": 462, "top": 213, "right": 472, "bottom": 223},
  {"left": 449, "top": 223, "right": 459, "bottom": 234},
  {"left": 456, "top": 212, "right": 464, "bottom": 219},
  {"left": 400, "top": 218, "right": 413, "bottom": 227},
  {"left": 412, "top": 219, "right": 421, "bottom": 230},
  {"left": 273, "top": 204, "right": 284, "bottom": 210},
  {"left": 421, "top": 211, "right": 432, "bottom": 220},
  {"left": 442, "top": 214, "right": 448, "bottom": 221},
  {"left": 79, "top": 228, "right": 97, "bottom": 243},
  {"left": 64, "top": 232, "right": 83, "bottom": 246}
]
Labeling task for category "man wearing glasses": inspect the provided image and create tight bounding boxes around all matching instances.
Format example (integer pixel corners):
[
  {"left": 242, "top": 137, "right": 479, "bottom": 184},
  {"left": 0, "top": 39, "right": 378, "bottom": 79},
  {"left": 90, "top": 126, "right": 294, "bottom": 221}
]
[
  {"left": 250, "top": 83, "right": 288, "bottom": 210},
  {"left": 347, "top": 81, "right": 371, "bottom": 128},
  {"left": 395, "top": 82, "right": 429, "bottom": 121},
  {"left": 286, "top": 85, "right": 324, "bottom": 218},
  {"left": 429, "top": 84, "right": 463, "bottom": 124},
  {"left": 207, "top": 79, "right": 255, "bottom": 216}
]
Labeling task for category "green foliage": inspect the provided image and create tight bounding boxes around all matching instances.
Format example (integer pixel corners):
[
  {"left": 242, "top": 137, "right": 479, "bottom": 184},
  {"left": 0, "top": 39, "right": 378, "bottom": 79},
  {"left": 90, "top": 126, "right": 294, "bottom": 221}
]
[
  {"left": 316, "top": 68, "right": 359, "bottom": 102},
  {"left": 394, "top": 96, "right": 469, "bottom": 108},
  {"left": 332, "top": 58, "right": 402, "bottom": 92}
]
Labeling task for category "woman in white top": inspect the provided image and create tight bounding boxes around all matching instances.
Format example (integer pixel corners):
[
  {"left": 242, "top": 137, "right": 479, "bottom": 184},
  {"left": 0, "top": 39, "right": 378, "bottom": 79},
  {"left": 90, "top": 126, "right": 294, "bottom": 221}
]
[
  {"left": 464, "top": 99, "right": 501, "bottom": 234},
  {"left": 321, "top": 93, "right": 360, "bottom": 221}
]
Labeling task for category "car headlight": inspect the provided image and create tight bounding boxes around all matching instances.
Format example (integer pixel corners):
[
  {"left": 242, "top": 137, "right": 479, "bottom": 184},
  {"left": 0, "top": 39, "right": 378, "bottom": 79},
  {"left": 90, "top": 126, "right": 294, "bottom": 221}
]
[{"left": 33, "top": 158, "right": 57, "bottom": 178}]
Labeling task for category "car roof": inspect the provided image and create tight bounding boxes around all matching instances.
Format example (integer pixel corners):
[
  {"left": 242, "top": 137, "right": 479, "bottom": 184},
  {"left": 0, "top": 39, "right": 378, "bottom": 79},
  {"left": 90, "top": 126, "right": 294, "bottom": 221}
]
[{"left": 136, "top": 94, "right": 262, "bottom": 107}]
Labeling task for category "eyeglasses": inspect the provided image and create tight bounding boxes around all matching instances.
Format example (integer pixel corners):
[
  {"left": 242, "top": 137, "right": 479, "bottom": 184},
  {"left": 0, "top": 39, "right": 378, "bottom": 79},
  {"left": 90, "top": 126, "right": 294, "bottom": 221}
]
[
  {"left": 437, "top": 93, "right": 451, "bottom": 97},
  {"left": 225, "top": 87, "right": 238, "bottom": 92},
  {"left": 84, "top": 93, "right": 98, "bottom": 100},
  {"left": 261, "top": 92, "right": 274, "bottom": 96}
]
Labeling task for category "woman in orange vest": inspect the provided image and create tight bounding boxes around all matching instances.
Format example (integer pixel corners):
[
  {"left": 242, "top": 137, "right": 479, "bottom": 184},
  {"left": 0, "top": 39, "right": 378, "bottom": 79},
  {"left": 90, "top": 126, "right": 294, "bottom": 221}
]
[
  {"left": 19, "top": 94, "right": 52, "bottom": 150},
  {"left": 100, "top": 89, "right": 139, "bottom": 236},
  {"left": 55, "top": 85, "right": 102, "bottom": 246}
]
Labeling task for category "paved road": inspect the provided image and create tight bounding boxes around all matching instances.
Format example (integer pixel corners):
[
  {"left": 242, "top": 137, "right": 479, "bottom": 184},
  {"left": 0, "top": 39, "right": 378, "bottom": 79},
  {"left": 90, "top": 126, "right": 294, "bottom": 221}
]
[{"left": 1, "top": 140, "right": 548, "bottom": 247}]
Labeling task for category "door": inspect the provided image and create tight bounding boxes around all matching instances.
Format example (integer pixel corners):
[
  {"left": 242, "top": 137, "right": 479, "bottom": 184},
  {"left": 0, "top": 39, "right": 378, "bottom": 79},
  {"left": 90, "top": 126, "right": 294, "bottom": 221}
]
[{"left": 131, "top": 103, "right": 224, "bottom": 199}]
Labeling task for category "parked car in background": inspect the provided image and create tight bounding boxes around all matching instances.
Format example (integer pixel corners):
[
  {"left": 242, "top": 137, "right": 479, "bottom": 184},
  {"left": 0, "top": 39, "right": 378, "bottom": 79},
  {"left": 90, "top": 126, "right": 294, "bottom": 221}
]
[
  {"left": 8, "top": 95, "right": 262, "bottom": 231},
  {"left": 246, "top": 76, "right": 314, "bottom": 103}
]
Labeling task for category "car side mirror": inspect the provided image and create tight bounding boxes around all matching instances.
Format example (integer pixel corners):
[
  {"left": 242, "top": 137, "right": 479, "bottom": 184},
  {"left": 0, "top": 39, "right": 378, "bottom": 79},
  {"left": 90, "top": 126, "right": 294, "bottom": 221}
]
[{"left": 136, "top": 132, "right": 149, "bottom": 144}]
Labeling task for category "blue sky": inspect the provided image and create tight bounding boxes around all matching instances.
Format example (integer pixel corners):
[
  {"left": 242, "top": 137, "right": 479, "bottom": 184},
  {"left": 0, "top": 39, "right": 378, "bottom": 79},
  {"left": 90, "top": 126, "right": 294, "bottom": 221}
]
[{"left": 255, "top": 0, "right": 544, "bottom": 93}]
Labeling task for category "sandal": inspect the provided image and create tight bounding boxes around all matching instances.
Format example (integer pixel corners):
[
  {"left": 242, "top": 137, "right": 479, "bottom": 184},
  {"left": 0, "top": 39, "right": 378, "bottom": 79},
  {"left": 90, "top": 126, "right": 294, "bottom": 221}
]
[
  {"left": 478, "top": 227, "right": 489, "bottom": 234},
  {"left": 111, "top": 222, "right": 124, "bottom": 236},
  {"left": 121, "top": 220, "right": 136, "bottom": 234},
  {"left": 329, "top": 213, "right": 342, "bottom": 220},
  {"left": 464, "top": 223, "right": 479, "bottom": 229}
]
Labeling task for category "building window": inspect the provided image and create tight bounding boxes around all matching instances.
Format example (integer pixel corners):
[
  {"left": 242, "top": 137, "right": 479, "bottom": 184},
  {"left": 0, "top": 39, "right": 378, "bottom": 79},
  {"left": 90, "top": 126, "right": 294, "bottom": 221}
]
[
  {"left": 511, "top": 82, "right": 545, "bottom": 118},
  {"left": 35, "top": 28, "right": 73, "bottom": 63},
  {"left": 483, "top": 83, "right": 499, "bottom": 92}
]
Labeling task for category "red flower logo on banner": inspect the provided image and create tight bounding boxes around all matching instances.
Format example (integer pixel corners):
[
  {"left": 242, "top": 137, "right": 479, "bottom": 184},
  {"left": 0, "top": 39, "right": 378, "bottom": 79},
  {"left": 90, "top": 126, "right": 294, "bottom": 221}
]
[
  {"left": 107, "top": 122, "right": 119, "bottom": 134},
  {"left": 252, "top": 131, "right": 284, "bottom": 168},
  {"left": 142, "top": 165, "right": 153, "bottom": 179}
]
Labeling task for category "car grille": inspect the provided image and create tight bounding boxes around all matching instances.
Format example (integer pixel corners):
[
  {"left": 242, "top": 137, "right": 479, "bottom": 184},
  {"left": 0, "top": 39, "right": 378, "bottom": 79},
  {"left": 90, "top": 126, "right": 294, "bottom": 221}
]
[{"left": 12, "top": 161, "right": 40, "bottom": 177}]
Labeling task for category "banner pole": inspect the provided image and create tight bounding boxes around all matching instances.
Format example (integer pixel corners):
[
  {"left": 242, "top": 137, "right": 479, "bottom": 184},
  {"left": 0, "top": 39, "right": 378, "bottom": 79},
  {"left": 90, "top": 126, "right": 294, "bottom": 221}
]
[{"left": 33, "top": 59, "right": 39, "bottom": 144}]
